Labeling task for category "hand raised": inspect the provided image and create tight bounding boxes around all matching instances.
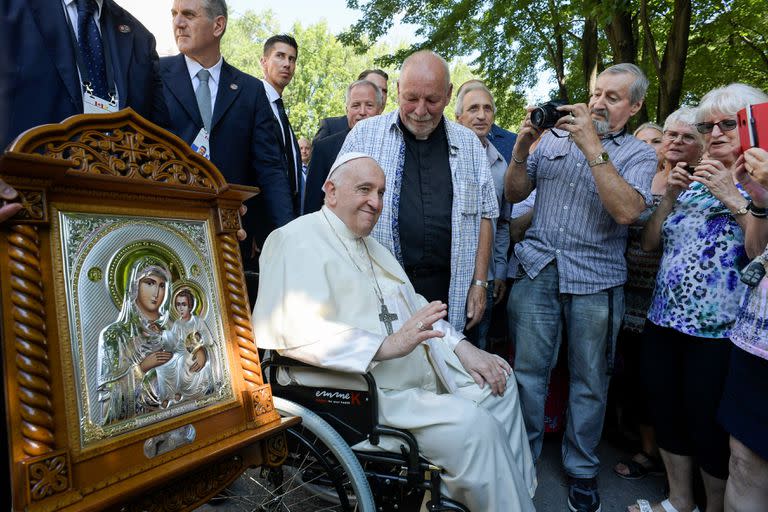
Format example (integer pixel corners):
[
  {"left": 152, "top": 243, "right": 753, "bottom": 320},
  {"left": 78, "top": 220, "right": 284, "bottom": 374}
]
[{"left": 374, "top": 301, "right": 447, "bottom": 361}]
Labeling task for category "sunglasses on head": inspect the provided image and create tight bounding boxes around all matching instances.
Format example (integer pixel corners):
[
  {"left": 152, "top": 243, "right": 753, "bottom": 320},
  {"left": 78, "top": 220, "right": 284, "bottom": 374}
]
[{"left": 695, "top": 119, "right": 738, "bottom": 134}]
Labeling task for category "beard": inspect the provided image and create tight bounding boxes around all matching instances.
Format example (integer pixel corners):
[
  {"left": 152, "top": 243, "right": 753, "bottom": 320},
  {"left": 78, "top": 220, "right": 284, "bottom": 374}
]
[
  {"left": 402, "top": 112, "right": 437, "bottom": 139},
  {"left": 591, "top": 108, "right": 611, "bottom": 134}
]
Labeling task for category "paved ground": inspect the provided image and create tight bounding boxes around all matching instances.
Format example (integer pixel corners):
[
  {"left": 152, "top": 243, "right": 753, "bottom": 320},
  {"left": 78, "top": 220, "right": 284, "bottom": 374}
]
[
  {"left": 195, "top": 432, "right": 667, "bottom": 511},
  {"left": 534, "top": 433, "right": 666, "bottom": 512}
]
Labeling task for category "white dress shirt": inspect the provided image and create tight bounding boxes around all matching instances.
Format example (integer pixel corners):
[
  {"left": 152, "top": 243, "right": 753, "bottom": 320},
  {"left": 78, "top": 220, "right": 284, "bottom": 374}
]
[
  {"left": 184, "top": 55, "right": 223, "bottom": 117},
  {"left": 261, "top": 79, "right": 299, "bottom": 165}
]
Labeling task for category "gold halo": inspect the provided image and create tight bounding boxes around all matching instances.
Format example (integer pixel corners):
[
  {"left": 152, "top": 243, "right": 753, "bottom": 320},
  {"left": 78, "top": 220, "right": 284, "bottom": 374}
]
[
  {"left": 106, "top": 240, "right": 185, "bottom": 309},
  {"left": 169, "top": 280, "right": 208, "bottom": 320}
]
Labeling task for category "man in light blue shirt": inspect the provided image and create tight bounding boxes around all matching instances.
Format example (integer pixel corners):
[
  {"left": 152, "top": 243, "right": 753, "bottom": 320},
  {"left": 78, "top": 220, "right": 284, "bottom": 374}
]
[
  {"left": 505, "top": 63, "right": 657, "bottom": 512},
  {"left": 455, "top": 80, "right": 509, "bottom": 350}
]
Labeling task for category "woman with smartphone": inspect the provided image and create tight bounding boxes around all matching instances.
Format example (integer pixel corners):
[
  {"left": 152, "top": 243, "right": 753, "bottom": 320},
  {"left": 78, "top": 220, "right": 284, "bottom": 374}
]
[
  {"left": 628, "top": 84, "right": 768, "bottom": 512},
  {"left": 717, "top": 146, "right": 768, "bottom": 512}
]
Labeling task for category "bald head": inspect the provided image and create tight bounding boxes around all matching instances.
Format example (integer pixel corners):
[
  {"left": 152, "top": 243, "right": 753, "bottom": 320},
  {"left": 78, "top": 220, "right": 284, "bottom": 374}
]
[
  {"left": 397, "top": 51, "right": 453, "bottom": 140},
  {"left": 323, "top": 156, "right": 386, "bottom": 237},
  {"left": 401, "top": 50, "right": 451, "bottom": 91}
]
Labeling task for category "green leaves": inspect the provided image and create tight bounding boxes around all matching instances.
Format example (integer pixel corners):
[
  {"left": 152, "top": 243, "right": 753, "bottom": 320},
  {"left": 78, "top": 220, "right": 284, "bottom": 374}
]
[{"left": 340, "top": 0, "right": 768, "bottom": 127}]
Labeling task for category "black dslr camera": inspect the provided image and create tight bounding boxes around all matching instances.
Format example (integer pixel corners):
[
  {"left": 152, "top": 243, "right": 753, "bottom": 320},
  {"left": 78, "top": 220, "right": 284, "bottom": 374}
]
[{"left": 530, "top": 99, "right": 568, "bottom": 130}]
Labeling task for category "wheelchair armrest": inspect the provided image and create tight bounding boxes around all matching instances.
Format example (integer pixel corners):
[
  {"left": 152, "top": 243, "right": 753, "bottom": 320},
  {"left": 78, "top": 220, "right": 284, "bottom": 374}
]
[
  {"left": 262, "top": 353, "right": 421, "bottom": 470},
  {"left": 262, "top": 353, "right": 380, "bottom": 437}
]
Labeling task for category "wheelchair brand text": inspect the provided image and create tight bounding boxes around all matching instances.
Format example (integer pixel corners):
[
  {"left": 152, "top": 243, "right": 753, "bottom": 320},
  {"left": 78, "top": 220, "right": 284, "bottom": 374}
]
[{"left": 314, "top": 390, "right": 363, "bottom": 406}]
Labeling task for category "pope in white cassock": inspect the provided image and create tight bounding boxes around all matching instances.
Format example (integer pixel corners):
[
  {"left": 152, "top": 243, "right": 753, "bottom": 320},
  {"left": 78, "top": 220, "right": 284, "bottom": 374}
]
[{"left": 252, "top": 153, "right": 536, "bottom": 511}]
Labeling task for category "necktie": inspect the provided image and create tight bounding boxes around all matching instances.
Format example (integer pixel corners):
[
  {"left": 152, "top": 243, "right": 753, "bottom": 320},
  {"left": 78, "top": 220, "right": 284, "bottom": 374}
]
[
  {"left": 275, "top": 98, "right": 299, "bottom": 195},
  {"left": 76, "top": 0, "right": 108, "bottom": 99},
  {"left": 195, "top": 69, "right": 212, "bottom": 132}
]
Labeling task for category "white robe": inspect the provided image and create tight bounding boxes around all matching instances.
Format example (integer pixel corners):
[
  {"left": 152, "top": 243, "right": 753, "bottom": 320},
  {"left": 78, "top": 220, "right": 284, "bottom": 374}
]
[{"left": 253, "top": 207, "right": 536, "bottom": 511}]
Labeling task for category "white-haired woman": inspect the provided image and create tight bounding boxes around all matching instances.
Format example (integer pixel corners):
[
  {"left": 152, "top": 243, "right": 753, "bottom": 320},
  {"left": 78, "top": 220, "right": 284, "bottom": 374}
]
[
  {"left": 629, "top": 84, "right": 768, "bottom": 512},
  {"left": 717, "top": 145, "right": 768, "bottom": 511}
]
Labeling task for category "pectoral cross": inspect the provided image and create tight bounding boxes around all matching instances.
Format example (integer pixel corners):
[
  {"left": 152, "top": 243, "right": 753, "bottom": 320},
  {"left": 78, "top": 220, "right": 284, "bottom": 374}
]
[{"left": 378, "top": 303, "right": 398, "bottom": 335}]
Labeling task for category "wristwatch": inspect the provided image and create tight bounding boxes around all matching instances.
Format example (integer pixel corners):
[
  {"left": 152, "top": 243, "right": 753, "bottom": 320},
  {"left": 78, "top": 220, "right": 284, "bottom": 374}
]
[
  {"left": 472, "top": 279, "right": 489, "bottom": 289},
  {"left": 587, "top": 151, "right": 610, "bottom": 168},
  {"left": 732, "top": 203, "right": 749, "bottom": 216}
]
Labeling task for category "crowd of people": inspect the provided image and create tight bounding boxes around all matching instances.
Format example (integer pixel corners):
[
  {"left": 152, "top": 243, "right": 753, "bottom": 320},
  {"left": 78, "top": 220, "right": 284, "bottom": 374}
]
[{"left": 2, "top": 1, "right": 768, "bottom": 512}]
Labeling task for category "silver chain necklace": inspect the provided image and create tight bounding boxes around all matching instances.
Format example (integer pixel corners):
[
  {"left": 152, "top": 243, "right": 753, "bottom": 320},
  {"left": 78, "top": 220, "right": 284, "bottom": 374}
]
[{"left": 321, "top": 209, "right": 398, "bottom": 335}]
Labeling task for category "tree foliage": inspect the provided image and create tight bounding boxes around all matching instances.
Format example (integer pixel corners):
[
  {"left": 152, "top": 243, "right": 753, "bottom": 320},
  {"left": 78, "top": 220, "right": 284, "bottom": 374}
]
[
  {"left": 220, "top": 10, "right": 481, "bottom": 138},
  {"left": 341, "top": 0, "right": 768, "bottom": 129}
]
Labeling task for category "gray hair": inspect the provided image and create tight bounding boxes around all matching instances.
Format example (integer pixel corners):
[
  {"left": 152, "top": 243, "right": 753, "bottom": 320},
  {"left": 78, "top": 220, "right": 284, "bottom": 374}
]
[
  {"left": 663, "top": 107, "right": 705, "bottom": 147},
  {"left": 455, "top": 81, "right": 496, "bottom": 118},
  {"left": 696, "top": 83, "right": 768, "bottom": 122},
  {"left": 345, "top": 80, "right": 384, "bottom": 109},
  {"left": 401, "top": 50, "right": 451, "bottom": 92},
  {"left": 201, "top": 0, "right": 227, "bottom": 19},
  {"left": 599, "top": 63, "right": 649, "bottom": 105},
  {"left": 633, "top": 122, "right": 662, "bottom": 137}
]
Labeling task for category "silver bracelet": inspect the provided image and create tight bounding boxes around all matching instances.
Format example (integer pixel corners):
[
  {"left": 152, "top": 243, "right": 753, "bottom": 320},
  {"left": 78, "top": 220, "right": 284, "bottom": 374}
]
[
  {"left": 511, "top": 152, "right": 526, "bottom": 165},
  {"left": 472, "top": 279, "right": 489, "bottom": 289}
]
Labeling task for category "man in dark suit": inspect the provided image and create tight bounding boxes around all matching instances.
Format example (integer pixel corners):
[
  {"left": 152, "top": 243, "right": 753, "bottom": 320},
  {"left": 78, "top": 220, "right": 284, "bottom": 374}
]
[
  {"left": 160, "top": 0, "right": 294, "bottom": 304},
  {"left": 313, "top": 69, "right": 389, "bottom": 142},
  {"left": 303, "top": 79, "right": 384, "bottom": 214},
  {"left": 260, "top": 34, "right": 303, "bottom": 217},
  {"left": 487, "top": 124, "right": 517, "bottom": 163},
  {"left": 1, "top": 0, "right": 169, "bottom": 149}
]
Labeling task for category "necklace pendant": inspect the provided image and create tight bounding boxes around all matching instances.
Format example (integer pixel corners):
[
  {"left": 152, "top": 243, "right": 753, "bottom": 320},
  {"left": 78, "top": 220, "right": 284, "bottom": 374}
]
[{"left": 378, "top": 303, "right": 398, "bottom": 335}]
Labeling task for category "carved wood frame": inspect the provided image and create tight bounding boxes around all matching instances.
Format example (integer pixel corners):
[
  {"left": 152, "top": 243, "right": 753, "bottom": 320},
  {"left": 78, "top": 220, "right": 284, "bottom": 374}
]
[{"left": 0, "top": 109, "right": 294, "bottom": 511}]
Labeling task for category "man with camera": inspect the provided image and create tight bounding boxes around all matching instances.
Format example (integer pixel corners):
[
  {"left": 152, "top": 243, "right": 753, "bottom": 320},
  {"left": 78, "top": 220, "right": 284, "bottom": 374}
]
[{"left": 505, "top": 63, "right": 657, "bottom": 512}]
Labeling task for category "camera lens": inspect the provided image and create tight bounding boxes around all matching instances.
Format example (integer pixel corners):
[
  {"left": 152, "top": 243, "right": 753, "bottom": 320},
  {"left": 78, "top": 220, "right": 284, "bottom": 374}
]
[
  {"left": 530, "top": 99, "right": 567, "bottom": 130},
  {"left": 530, "top": 108, "right": 545, "bottom": 128}
]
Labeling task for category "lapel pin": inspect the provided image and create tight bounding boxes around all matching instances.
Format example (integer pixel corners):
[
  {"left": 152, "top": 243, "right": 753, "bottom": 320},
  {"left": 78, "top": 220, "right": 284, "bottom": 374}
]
[
  {"left": 230, "top": 83, "right": 238, "bottom": 90},
  {"left": 118, "top": 24, "right": 131, "bottom": 33}
]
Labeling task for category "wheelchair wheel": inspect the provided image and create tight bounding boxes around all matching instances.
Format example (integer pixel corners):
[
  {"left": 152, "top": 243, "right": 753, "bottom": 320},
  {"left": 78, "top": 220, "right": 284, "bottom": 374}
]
[{"left": 203, "top": 397, "right": 375, "bottom": 512}]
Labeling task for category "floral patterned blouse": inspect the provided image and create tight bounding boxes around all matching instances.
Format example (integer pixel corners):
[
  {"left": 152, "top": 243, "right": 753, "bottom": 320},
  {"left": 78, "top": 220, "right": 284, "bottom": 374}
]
[
  {"left": 731, "top": 273, "right": 768, "bottom": 360},
  {"left": 647, "top": 182, "right": 749, "bottom": 338}
]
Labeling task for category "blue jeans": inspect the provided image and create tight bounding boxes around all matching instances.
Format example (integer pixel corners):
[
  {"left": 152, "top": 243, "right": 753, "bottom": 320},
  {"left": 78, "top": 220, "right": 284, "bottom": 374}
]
[{"left": 508, "top": 262, "right": 623, "bottom": 478}]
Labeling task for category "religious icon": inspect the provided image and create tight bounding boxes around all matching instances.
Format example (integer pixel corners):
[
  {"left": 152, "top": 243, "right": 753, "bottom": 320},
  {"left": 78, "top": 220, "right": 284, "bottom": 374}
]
[
  {"left": 96, "top": 260, "right": 220, "bottom": 425},
  {"left": 59, "top": 212, "right": 233, "bottom": 443}
]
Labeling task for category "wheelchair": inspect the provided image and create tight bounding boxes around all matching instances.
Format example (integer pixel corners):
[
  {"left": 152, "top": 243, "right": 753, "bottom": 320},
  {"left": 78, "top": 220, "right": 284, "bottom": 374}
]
[{"left": 209, "top": 353, "right": 469, "bottom": 511}]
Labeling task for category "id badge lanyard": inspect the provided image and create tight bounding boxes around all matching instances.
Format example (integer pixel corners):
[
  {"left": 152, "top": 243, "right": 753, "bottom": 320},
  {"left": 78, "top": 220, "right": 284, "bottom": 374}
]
[{"left": 63, "top": 6, "right": 118, "bottom": 104}]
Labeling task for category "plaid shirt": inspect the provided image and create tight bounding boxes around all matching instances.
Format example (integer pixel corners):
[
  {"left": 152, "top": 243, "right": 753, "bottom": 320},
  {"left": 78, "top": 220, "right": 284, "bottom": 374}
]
[{"left": 340, "top": 110, "right": 499, "bottom": 331}]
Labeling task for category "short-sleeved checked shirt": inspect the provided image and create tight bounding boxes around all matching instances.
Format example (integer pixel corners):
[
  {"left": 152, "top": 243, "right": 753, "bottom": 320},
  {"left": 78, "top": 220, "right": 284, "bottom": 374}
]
[
  {"left": 340, "top": 110, "right": 499, "bottom": 331},
  {"left": 515, "top": 128, "right": 657, "bottom": 294}
]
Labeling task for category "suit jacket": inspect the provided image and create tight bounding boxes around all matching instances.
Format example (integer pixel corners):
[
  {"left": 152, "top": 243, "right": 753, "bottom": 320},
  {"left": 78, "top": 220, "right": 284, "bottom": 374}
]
[
  {"left": 260, "top": 80, "right": 302, "bottom": 216},
  {"left": 1, "top": 0, "right": 169, "bottom": 148},
  {"left": 159, "top": 54, "right": 294, "bottom": 254},
  {"left": 487, "top": 123, "right": 517, "bottom": 164},
  {"left": 313, "top": 115, "right": 348, "bottom": 142},
  {"left": 302, "top": 128, "right": 350, "bottom": 214}
]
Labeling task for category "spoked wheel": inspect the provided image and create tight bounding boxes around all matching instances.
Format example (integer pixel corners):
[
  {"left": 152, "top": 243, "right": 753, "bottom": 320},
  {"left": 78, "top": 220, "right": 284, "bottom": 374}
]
[{"left": 200, "top": 398, "right": 375, "bottom": 512}]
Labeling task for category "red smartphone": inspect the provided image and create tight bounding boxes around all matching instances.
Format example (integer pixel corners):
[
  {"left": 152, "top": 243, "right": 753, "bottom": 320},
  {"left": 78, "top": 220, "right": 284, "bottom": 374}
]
[{"left": 738, "top": 102, "right": 768, "bottom": 153}]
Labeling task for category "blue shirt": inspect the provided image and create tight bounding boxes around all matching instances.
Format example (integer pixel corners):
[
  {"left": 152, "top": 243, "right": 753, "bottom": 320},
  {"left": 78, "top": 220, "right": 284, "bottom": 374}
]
[
  {"left": 648, "top": 182, "right": 749, "bottom": 338},
  {"left": 516, "top": 129, "right": 657, "bottom": 294}
]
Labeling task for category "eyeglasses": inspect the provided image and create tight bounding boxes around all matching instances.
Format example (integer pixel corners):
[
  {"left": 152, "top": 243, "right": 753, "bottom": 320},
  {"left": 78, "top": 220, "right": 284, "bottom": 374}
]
[
  {"left": 695, "top": 119, "right": 738, "bottom": 134},
  {"left": 662, "top": 131, "right": 699, "bottom": 145}
]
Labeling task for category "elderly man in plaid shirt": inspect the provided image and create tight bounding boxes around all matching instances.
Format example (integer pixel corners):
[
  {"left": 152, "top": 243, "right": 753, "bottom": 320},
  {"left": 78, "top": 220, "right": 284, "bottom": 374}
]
[{"left": 339, "top": 50, "right": 498, "bottom": 334}]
